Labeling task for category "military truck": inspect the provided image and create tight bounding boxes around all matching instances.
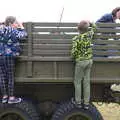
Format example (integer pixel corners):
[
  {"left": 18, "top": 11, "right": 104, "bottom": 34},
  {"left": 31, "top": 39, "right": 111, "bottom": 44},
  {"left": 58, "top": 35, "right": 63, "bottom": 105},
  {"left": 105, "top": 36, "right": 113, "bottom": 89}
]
[{"left": 0, "top": 22, "right": 120, "bottom": 120}]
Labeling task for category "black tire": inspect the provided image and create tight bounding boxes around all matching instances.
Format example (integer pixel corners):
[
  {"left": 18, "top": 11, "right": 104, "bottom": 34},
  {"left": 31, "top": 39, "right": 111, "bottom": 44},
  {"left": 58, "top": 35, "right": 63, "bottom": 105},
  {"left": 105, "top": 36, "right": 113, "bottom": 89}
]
[
  {"left": 0, "top": 100, "right": 40, "bottom": 120},
  {"left": 51, "top": 100, "right": 104, "bottom": 120}
]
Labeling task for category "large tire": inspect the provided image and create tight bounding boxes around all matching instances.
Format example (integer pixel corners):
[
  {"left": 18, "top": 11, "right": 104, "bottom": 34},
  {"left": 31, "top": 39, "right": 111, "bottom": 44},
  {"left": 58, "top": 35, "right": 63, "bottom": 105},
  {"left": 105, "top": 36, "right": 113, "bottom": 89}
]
[
  {"left": 0, "top": 100, "right": 40, "bottom": 120},
  {"left": 51, "top": 100, "right": 104, "bottom": 120}
]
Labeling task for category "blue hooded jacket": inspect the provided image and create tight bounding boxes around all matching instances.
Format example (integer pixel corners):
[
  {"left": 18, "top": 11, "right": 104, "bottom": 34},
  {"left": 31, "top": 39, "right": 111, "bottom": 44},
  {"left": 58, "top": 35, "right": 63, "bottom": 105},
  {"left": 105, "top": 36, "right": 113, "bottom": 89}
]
[
  {"left": 0, "top": 25, "right": 27, "bottom": 56},
  {"left": 96, "top": 13, "right": 114, "bottom": 23}
]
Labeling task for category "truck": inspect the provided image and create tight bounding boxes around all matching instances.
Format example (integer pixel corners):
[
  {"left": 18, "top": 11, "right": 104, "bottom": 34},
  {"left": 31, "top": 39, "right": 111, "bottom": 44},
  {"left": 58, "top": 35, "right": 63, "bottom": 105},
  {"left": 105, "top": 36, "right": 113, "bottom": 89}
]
[{"left": 0, "top": 22, "right": 120, "bottom": 120}]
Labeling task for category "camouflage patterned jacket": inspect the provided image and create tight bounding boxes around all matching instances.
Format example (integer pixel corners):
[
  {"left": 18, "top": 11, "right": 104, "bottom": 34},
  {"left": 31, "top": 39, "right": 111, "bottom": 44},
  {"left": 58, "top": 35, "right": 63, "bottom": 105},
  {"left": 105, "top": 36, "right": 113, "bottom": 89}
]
[{"left": 71, "top": 23, "right": 96, "bottom": 61}]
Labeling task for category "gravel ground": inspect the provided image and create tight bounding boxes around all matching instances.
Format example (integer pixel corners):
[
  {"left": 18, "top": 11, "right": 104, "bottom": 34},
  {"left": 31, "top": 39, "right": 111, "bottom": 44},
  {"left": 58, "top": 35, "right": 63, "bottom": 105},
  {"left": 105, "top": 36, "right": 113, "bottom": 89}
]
[{"left": 93, "top": 102, "right": 120, "bottom": 120}]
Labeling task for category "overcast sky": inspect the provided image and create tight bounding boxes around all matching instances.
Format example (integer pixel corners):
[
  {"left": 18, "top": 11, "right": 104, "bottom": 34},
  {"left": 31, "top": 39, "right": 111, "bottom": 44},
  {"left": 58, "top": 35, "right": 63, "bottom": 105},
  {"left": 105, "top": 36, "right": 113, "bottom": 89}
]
[{"left": 0, "top": 0, "right": 120, "bottom": 22}]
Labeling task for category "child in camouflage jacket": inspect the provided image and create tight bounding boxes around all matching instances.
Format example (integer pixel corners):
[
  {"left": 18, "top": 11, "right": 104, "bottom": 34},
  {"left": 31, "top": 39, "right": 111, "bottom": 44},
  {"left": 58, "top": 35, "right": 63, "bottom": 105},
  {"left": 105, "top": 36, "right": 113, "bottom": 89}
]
[{"left": 71, "top": 20, "right": 96, "bottom": 109}]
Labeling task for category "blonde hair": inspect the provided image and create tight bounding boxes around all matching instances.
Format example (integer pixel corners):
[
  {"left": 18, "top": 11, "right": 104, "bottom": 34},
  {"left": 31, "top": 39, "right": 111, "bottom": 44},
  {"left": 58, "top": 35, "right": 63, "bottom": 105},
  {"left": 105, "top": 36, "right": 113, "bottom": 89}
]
[{"left": 78, "top": 20, "right": 89, "bottom": 33}]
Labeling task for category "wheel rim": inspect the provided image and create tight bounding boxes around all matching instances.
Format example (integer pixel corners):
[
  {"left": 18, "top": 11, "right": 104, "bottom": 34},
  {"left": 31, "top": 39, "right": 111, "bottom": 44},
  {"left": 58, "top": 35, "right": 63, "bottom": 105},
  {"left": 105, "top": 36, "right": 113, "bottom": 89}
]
[
  {"left": 64, "top": 112, "right": 92, "bottom": 120},
  {"left": 0, "top": 112, "right": 27, "bottom": 120}
]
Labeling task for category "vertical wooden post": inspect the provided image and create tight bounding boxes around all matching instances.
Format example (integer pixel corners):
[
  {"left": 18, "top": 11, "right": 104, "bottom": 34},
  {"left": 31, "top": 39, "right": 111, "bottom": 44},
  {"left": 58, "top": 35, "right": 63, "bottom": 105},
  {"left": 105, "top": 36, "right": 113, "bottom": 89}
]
[
  {"left": 53, "top": 62, "right": 57, "bottom": 79},
  {"left": 26, "top": 22, "right": 33, "bottom": 77}
]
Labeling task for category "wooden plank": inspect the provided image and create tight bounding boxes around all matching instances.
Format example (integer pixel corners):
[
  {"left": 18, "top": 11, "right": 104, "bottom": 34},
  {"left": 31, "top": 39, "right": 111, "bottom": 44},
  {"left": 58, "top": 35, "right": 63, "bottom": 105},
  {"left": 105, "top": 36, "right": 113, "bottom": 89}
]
[
  {"left": 26, "top": 22, "right": 33, "bottom": 77},
  {"left": 53, "top": 62, "right": 57, "bottom": 79},
  {"left": 32, "top": 44, "right": 120, "bottom": 50},
  {"left": 17, "top": 56, "right": 120, "bottom": 62},
  {"left": 93, "top": 57, "right": 120, "bottom": 61},
  {"left": 20, "top": 43, "right": 28, "bottom": 46},
  {"left": 33, "top": 39, "right": 72, "bottom": 44},
  {"left": 33, "top": 50, "right": 120, "bottom": 57},
  {"left": 33, "top": 28, "right": 77, "bottom": 32},
  {"left": 96, "top": 23, "right": 120, "bottom": 27},
  {"left": 94, "top": 34, "right": 120, "bottom": 39},
  {"left": 94, "top": 39, "right": 120, "bottom": 44},
  {"left": 96, "top": 28, "right": 120, "bottom": 33},
  {"left": 15, "top": 77, "right": 73, "bottom": 83},
  {"left": 33, "top": 39, "right": 120, "bottom": 45},
  {"left": 93, "top": 45, "right": 120, "bottom": 50},
  {"left": 33, "top": 44, "right": 71, "bottom": 50},
  {"left": 32, "top": 22, "right": 120, "bottom": 28},
  {"left": 19, "top": 56, "right": 72, "bottom": 61},
  {"left": 33, "top": 50, "right": 70, "bottom": 55},
  {"left": 33, "top": 34, "right": 75, "bottom": 39},
  {"left": 31, "top": 22, "right": 120, "bottom": 28},
  {"left": 33, "top": 33, "right": 120, "bottom": 39},
  {"left": 32, "top": 22, "right": 78, "bottom": 27},
  {"left": 27, "top": 22, "right": 33, "bottom": 56},
  {"left": 93, "top": 50, "right": 120, "bottom": 55},
  {"left": 33, "top": 27, "right": 120, "bottom": 33},
  {"left": 15, "top": 77, "right": 120, "bottom": 83}
]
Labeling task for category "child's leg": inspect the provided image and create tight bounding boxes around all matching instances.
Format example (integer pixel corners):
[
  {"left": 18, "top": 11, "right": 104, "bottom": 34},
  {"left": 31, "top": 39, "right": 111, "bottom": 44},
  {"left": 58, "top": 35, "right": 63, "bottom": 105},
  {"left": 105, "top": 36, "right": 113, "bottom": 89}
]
[
  {"left": 0, "top": 56, "right": 7, "bottom": 97},
  {"left": 74, "top": 61, "right": 84, "bottom": 104},
  {"left": 0, "top": 67, "right": 7, "bottom": 96},
  {"left": 83, "top": 59, "right": 93, "bottom": 105},
  {"left": 5, "top": 56, "right": 15, "bottom": 97},
  {"left": 6, "top": 56, "right": 22, "bottom": 104}
]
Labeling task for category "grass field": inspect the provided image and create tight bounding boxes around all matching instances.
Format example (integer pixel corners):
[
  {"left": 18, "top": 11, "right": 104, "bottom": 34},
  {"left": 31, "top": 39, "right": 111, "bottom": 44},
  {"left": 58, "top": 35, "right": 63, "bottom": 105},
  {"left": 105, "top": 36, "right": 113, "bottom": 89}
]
[{"left": 93, "top": 102, "right": 120, "bottom": 120}]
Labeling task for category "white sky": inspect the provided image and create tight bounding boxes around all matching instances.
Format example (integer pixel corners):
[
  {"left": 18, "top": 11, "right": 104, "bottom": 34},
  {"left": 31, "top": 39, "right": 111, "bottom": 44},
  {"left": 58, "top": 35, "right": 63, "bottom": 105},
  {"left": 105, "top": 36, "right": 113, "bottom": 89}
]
[{"left": 0, "top": 0, "right": 120, "bottom": 22}]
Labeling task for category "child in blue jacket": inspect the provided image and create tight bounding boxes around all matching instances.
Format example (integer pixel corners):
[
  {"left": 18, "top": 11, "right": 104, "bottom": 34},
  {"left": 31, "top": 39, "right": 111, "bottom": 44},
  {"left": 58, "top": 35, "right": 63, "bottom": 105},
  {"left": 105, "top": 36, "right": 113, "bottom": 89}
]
[{"left": 0, "top": 16, "right": 27, "bottom": 104}]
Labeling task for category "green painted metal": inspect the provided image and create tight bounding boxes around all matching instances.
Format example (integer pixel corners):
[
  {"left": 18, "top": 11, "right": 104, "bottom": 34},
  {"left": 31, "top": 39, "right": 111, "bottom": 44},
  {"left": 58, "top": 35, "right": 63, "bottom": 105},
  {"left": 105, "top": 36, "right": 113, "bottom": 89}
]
[
  {"left": 16, "top": 22, "right": 120, "bottom": 84},
  {"left": 12, "top": 22, "right": 120, "bottom": 102}
]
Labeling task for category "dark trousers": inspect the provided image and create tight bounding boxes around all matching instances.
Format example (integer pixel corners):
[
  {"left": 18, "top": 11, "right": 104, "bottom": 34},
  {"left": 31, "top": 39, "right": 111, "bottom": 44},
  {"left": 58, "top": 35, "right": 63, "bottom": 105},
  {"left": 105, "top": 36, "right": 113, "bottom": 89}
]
[{"left": 0, "top": 56, "right": 15, "bottom": 96}]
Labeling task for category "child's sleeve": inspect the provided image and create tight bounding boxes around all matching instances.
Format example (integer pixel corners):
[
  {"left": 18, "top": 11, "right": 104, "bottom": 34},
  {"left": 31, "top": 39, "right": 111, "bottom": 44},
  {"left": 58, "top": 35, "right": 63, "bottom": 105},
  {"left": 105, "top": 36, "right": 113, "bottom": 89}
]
[
  {"left": 89, "top": 23, "right": 97, "bottom": 36},
  {"left": 0, "top": 26, "right": 5, "bottom": 35},
  {"left": 14, "top": 28, "right": 27, "bottom": 40},
  {"left": 71, "top": 36, "right": 78, "bottom": 59},
  {"left": 88, "top": 23, "right": 97, "bottom": 46}
]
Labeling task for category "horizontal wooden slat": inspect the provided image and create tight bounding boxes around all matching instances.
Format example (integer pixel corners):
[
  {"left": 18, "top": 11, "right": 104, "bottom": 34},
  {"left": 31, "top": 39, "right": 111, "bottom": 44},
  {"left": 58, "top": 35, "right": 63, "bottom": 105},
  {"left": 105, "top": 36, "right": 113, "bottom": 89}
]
[
  {"left": 93, "top": 45, "right": 120, "bottom": 50},
  {"left": 15, "top": 77, "right": 73, "bottom": 83},
  {"left": 93, "top": 57, "right": 120, "bottom": 61},
  {"left": 97, "top": 23, "right": 120, "bottom": 27},
  {"left": 33, "top": 39, "right": 120, "bottom": 44},
  {"left": 33, "top": 34, "right": 75, "bottom": 39},
  {"left": 32, "top": 22, "right": 78, "bottom": 27},
  {"left": 18, "top": 56, "right": 120, "bottom": 62},
  {"left": 33, "top": 28, "right": 78, "bottom": 32},
  {"left": 33, "top": 44, "right": 71, "bottom": 50},
  {"left": 31, "top": 22, "right": 120, "bottom": 28},
  {"left": 32, "top": 50, "right": 120, "bottom": 56},
  {"left": 20, "top": 43, "right": 28, "bottom": 45},
  {"left": 96, "top": 28, "right": 120, "bottom": 33},
  {"left": 15, "top": 77, "right": 120, "bottom": 83},
  {"left": 32, "top": 49, "right": 120, "bottom": 56},
  {"left": 93, "top": 50, "right": 120, "bottom": 55},
  {"left": 32, "top": 44, "right": 120, "bottom": 50},
  {"left": 94, "top": 34, "right": 120, "bottom": 39},
  {"left": 94, "top": 40, "right": 120, "bottom": 44},
  {"left": 33, "top": 27, "right": 120, "bottom": 33},
  {"left": 33, "top": 50, "right": 70, "bottom": 55},
  {"left": 33, "top": 53, "right": 70, "bottom": 56},
  {"left": 33, "top": 33, "right": 120, "bottom": 39},
  {"left": 33, "top": 39, "right": 72, "bottom": 44},
  {"left": 19, "top": 56, "right": 72, "bottom": 61}
]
